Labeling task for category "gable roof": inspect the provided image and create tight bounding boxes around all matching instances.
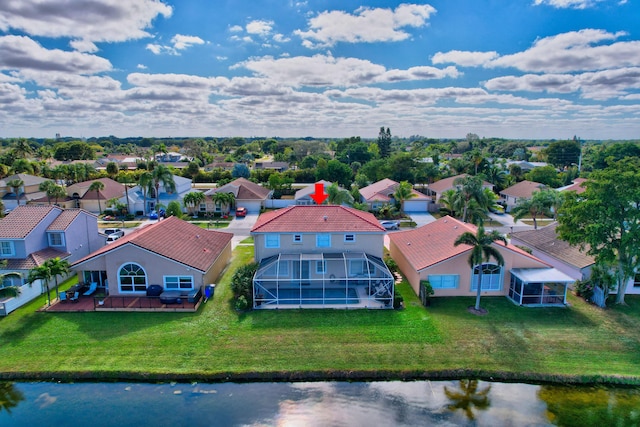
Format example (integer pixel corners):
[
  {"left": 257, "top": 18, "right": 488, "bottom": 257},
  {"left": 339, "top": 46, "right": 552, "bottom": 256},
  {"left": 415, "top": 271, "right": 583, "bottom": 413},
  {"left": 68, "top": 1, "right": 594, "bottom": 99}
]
[
  {"left": 295, "top": 180, "right": 332, "bottom": 200},
  {"left": 66, "top": 178, "right": 125, "bottom": 201},
  {"left": 360, "top": 178, "right": 430, "bottom": 202},
  {"left": 558, "top": 177, "right": 587, "bottom": 194},
  {"left": 510, "top": 222, "right": 594, "bottom": 269},
  {"left": 251, "top": 205, "right": 385, "bottom": 233},
  {"left": 72, "top": 216, "right": 232, "bottom": 273},
  {"left": 388, "top": 215, "right": 543, "bottom": 271},
  {"left": 427, "top": 174, "right": 493, "bottom": 194},
  {"left": 0, "top": 173, "right": 52, "bottom": 188},
  {"left": 0, "top": 205, "right": 59, "bottom": 238},
  {"left": 47, "top": 209, "right": 93, "bottom": 231},
  {"left": 205, "top": 177, "right": 270, "bottom": 200},
  {"left": 500, "top": 180, "right": 546, "bottom": 199},
  {"left": 3, "top": 248, "right": 70, "bottom": 271}
]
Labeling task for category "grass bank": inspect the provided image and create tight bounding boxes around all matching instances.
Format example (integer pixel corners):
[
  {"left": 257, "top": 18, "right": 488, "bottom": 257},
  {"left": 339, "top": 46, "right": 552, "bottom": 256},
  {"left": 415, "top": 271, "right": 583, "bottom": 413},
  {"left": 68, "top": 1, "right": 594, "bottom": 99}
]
[{"left": 1, "top": 245, "right": 640, "bottom": 385}]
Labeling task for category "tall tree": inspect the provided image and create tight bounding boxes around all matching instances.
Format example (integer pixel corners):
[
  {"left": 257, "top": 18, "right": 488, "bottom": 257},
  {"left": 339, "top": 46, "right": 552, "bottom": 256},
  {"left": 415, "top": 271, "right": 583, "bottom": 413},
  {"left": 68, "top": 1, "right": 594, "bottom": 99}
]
[
  {"left": 545, "top": 140, "right": 581, "bottom": 169},
  {"left": 377, "top": 126, "right": 392, "bottom": 158},
  {"left": 105, "top": 162, "right": 119, "bottom": 179},
  {"left": 510, "top": 190, "right": 550, "bottom": 230},
  {"left": 211, "top": 192, "right": 235, "bottom": 214},
  {"left": 444, "top": 380, "right": 491, "bottom": 421},
  {"left": 27, "top": 265, "right": 53, "bottom": 307},
  {"left": 6, "top": 179, "right": 24, "bottom": 206},
  {"left": 151, "top": 164, "right": 176, "bottom": 209},
  {"left": 47, "top": 184, "right": 67, "bottom": 205},
  {"left": 39, "top": 181, "right": 57, "bottom": 205},
  {"left": 453, "top": 175, "right": 487, "bottom": 224},
  {"left": 454, "top": 225, "right": 507, "bottom": 312},
  {"left": 44, "top": 257, "right": 70, "bottom": 300},
  {"left": 88, "top": 180, "right": 105, "bottom": 214},
  {"left": 138, "top": 171, "right": 153, "bottom": 215},
  {"left": 393, "top": 181, "right": 416, "bottom": 213},
  {"left": 326, "top": 183, "right": 354, "bottom": 206},
  {"left": 558, "top": 158, "right": 640, "bottom": 304},
  {"left": 117, "top": 172, "right": 135, "bottom": 215},
  {"left": 183, "top": 191, "right": 205, "bottom": 216}
]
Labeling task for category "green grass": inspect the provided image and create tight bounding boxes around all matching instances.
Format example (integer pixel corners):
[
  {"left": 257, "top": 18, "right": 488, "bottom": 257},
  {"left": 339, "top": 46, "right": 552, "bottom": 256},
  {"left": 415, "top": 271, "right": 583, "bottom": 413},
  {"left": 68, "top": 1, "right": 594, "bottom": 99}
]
[{"left": 2, "top": 247, "right": 640, "bottom": 384}]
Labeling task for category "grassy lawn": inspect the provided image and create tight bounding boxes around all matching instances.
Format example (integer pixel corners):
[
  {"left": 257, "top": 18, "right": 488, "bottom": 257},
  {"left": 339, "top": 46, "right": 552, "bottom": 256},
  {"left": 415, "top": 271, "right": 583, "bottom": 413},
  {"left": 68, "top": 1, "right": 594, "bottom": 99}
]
[{"left": 1, "top": 246, "right": 640, "bottom": 383}]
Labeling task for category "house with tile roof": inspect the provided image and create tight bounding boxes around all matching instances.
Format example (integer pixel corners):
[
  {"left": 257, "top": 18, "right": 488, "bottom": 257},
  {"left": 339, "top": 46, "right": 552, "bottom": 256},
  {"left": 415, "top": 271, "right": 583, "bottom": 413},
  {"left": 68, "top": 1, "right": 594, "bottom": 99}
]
[
  {"left": 359, "top": 178, "right": 431, "bottom": 212},
  {"left": 250, "top": 205, "right": 394, "bottom": 309},
  {"left": 510, "top": 222, "right": 640, "bottom": 296},
  {"left": 295, "top": 180, "right": 333, "bottom": 205},
  {"left": 64, "top": 178, "right": 126, "bottom": 213},
  {"left": 425, "top": 174, "right": 494, "bottom": 204},
  {"left": 127, "top": 174, "right": 192, "bottom": 215},
  {"left": 71, "top": 216, "right": 232, "bottom": 299},
  {"left": 499, "top": 180, "right": 546, "bottom": 212},
  {"left": 557, "top": 177, "right": 587, "bottom": 195},
  {"left": 0, "top": 173, "right": 55, "bottom": 211},
  {"left": 204, "top": 177, "right": 271, "bottom": 214},
  {"left": 0, "top": 205, "right": 101, "bottom": 316},
  {"left": 388, "top": 216, "right": 574, "bottom": 307}
]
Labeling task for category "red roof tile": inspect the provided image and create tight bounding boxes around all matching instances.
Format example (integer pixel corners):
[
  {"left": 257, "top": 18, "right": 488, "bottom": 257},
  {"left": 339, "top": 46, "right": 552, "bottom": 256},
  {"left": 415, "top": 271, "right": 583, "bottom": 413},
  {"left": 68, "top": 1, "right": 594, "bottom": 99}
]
[
  {"left": 499, "top": 180, "right": 546, "bottom": 199},
  {"left": 360, "top": 178, "right": 429, "bottom": 202},
  {"left": 251, "top": 205, "right": 385, "bottom": 233},
  {"left": 206, "top": 177, "right": 271, "bottom": 200},
  {"left": 389, "top": 215, "right": 543, "bottom": 271},
  {"left": 66, "top": 177, "right": 125, "bottom": 201},
  {"left": 5, "top": 248, "right": 70, "bottom": 270},
  {"left": 47, "top": 209, "right": 91, "bottom": 231},
  {"left": 72, "top": 216, "right": 232, "bottom": 272},
  {"left": 0, "top": 205, "right": 59, "bottom": 238},
  {"left": 560, "top": 178, "right": 587, "bottom": 194},
  {"left": 427, "top": 174, "right": 493, "bottom": 194}
]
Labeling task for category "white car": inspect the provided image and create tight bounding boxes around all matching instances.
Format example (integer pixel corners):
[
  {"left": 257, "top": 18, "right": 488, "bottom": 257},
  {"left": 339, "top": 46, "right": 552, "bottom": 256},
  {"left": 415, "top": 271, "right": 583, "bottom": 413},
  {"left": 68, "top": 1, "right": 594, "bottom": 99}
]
[
  {"left": 106, "top": 233, "right": 121, "bottom": 243},
  {"left": 380, "top": 221, "right": 400, "bottom": 230}
]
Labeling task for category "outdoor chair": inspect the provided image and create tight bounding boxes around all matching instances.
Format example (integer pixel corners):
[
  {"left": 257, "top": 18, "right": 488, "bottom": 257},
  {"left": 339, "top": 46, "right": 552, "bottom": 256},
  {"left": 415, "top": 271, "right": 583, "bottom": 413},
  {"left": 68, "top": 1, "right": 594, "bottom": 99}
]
[
  {"left": 70, "top": 291, "right": 80, "bottom": 303},
  {"left": 59, "top": 292, "right": 68, "bottom": 303},
  {"left": 84, "top": 282, "right": 98, "bottom": 296}
]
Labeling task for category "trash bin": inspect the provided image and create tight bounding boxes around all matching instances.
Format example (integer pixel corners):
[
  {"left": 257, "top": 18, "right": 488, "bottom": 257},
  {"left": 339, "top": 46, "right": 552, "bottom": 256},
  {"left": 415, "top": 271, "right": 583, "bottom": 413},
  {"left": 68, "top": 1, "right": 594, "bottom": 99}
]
[{"left": 205, "top": 284, "right": 216, "bottom": 302}]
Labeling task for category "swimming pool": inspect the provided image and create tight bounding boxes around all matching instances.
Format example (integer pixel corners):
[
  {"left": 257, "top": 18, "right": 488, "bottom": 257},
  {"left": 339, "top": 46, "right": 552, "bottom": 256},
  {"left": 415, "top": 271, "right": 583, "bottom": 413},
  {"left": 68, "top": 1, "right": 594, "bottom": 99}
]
[{"left": 265, "top": 288, "right": 359, "bottom": 305}]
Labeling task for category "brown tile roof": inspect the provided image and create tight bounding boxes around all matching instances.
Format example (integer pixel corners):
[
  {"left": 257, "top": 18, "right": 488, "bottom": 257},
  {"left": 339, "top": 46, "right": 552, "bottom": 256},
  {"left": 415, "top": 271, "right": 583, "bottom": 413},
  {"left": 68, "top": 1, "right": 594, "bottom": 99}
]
[
  {"left": 427, "top": 174, "right": 493, "bottom": 194},
  {"left": 360, "top": 178, "right": 429, "bottom": 202},
  {"left": 0, "top": 205, "right": 59, "bottom": 238},
  {"left": 48, "top": 209, "right": 91, "bottom": 231},
  {"left": 205, "top": 177, "right": 271, "bottom": 200},
  {"left": 389, "top": 215, "right": 543, "bottom": 271},
  {"left": 66, "top": 178, "right": 125, "bottom": 201},
  {"left": 5, "top": 248, "right": 70, "bottom": 270},
  {"left": 72, "top": 216, "right": 232, "bottom": 273},
  {"left": 560, "top": 178, "right": 587, "bottom": 194},
  {"left": 0, "top": 173, "right": 52, "bottom": 188},
  {"left": 499, "top": 180, "right": 546, "bottom": 199},
  {"left": 251, "top": 205, "right": 385, "bottom": 233},
  {"left": 510, "top": 222, "right": 594, "bottom": 269}
]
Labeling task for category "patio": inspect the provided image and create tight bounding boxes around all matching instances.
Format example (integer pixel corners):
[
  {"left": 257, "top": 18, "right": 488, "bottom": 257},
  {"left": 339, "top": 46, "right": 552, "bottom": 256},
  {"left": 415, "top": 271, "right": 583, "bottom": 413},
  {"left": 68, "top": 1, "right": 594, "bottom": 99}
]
[{"left": 44, "top": 293, "right": 201, "bottom": 312}]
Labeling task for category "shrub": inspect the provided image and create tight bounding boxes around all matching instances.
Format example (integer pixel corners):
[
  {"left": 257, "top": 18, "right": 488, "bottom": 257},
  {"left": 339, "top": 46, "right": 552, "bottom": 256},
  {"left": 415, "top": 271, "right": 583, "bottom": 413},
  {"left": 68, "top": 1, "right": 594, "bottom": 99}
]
[
  {"left": 235, "top": 295, "right": 249, "bottom": 311},
  {"left": 575, "top": 279, "right": 594, "bottom": 301},
  {"left": 231, "top": 262, "right": 259, "bottom": 307},
  {"left": 393, "top": 292, "right": 404, "bottom": 309}
]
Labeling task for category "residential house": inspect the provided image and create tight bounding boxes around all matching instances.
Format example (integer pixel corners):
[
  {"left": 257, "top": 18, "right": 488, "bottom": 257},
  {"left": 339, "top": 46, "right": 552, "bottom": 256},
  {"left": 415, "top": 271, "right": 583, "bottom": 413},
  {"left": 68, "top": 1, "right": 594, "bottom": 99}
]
[
  {"left": 71, "top": 216, "right": 232, "bottom": 299},
  {"left": 254, "top": 161, "right": 289, "bottom": 172},
  {"left": 128, "top": 174, "right": 192, "bottom": 215},
  {"left": 0, "top": 173, "right": 54, "bottom": 211},
  {"left": 359, "top": 178, "right": 431, "bottom": 212},
  {"left": 511, "top": 222, "right": 640, "bottom": 296},
  {"left": 295, "top": 180, "right": 332, "bottom": 205},
  {"left": 425, "top": 174, "right": 494, "bottom": 206},
  {"left": 499, "top": 180, "right": 546, "bottom": 213},
  {"left": 505, "top": 160, "right": 548, "bottom": 172},
  {"left": 389, "top": 216, "right": 574, "bottom": 307},
  {"left": 204, "top": 162, "right": 235, "bottom": 172},
  {"left": 0, "top": 206, "right": 102, "bottom": 315},
  {"left": 204, "top": 177, "right": 271, "bottom": 214},
  {"left": 557, "top": 177, "right": 587, "bottom": 195},
  {"left": 250, "top": 205, "right": 394, "bottom": 309},
  {"left": 65, "top": 178, "right": 126, "bottom": 214}
]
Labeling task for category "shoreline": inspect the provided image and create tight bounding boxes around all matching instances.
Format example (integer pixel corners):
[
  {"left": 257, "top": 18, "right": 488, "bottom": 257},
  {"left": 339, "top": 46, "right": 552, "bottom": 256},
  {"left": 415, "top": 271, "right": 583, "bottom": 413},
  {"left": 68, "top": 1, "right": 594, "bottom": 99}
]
[{"left": 2, "top": 369, "right": 640, "bottom": 387}]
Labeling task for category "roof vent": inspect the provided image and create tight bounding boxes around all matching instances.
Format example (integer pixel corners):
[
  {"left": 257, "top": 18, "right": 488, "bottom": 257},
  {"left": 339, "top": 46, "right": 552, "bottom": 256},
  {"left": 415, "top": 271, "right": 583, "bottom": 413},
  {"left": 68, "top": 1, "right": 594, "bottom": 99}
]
[
  {"left": 453, "top": 226, "right": 457, "bottom": 229},
  {"left": 323, "top": 216, "right": 328, "bottom": 221}
]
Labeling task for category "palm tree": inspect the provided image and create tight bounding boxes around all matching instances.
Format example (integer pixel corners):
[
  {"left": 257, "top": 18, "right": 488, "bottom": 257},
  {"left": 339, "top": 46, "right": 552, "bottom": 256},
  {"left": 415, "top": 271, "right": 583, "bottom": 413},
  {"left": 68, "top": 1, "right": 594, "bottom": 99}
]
[
  {"left": 44, "top": 257, "right": 70, "bottom": 300},
  {"left": 511, "top": 191, "right": 549, "bottom": 230},
  {"left": 47, "top": 184, "right": 67, "bottom": 206},
  {"left": 444, "top": 380, "right": 492, "bottom": 421},
  {"left": 454, "top": 175, "right": 487, "bottom": 223},
  {"left": 117, "top": 172, "right": 135, "bottom": 215},
  {"left": 151, "top": 164, "right": 176, "bottom": 209},
  {"left": 454, "top": 224, "right": 507, "bottom": 312},
  {"left": 393, "top": 181, "right": 416, "bottom": 213},
  {"left": 327, "top": 183, "right": 354, "bottom": 206},
  {"left": 27, "top": 264, "right": 53, "bottom": 307},
  {"left": 6, "top": 179, "right": 24, "bottom": 206},
  {"left": 211, "top": 192, "right": 235, "bottom": 215},
  {"left": 39, "top": 181, "right": 57, "bottom": 205},
  {"left": 439, "top": 189, "right": 462, "bottom": 218},
  {"left": 0, "top": 382, "right": 25, "bottom": 414},
  {"left": 138, "top": 171, "right": 153, "bottom": 215},
  {"left": 88, "top": 180, "right": 105, "bottom": 214},
  {"left": 183, "top": 191, "right": 205, "bottom": 216}
]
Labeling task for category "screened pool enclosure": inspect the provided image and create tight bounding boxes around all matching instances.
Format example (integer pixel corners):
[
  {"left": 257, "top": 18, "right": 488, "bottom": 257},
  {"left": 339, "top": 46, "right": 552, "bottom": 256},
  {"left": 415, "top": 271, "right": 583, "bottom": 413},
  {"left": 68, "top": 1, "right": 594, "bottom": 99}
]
[{"left": 253, "top": 253, "right": 394, "bottom": 309}]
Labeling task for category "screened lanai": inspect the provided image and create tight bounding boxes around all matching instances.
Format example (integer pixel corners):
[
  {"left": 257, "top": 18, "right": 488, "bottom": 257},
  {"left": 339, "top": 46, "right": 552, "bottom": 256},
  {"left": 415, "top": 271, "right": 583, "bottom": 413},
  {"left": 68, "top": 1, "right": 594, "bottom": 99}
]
[
  {"left": 253, "top": 252, "right": 394, "bottom": 309},
  {"left": 508, "top": 268, "right": 574, "bottom": 307}
]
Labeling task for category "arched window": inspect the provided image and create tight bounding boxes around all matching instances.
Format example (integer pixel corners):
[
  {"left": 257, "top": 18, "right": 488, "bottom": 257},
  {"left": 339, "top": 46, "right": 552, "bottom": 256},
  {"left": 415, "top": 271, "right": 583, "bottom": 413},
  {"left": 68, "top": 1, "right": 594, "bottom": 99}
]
[
  {"left": 118, "top": 263, "right": 147, "bottom": 292},
  {"left": 471, "top": 263, "right": 503, "bottom": 291}
]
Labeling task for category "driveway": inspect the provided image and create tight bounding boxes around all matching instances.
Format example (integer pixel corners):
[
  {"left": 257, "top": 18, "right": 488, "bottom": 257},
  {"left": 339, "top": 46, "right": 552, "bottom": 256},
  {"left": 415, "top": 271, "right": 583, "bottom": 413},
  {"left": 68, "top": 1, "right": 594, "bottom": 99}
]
[
  {"left": 409, "top": 212, "right": 437, "bottom": 227},
  {"left": 225, "top": 213, "right": 260, "bottom": 249},
  {"left": 486, "top": 212, "right": 533, "bottom": 234}
]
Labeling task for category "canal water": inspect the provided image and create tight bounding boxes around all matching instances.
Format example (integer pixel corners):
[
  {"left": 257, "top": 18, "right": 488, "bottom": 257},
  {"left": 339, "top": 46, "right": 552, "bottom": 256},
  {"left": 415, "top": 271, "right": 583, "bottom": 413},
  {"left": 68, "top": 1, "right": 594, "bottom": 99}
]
[{"left": 1, "top": 380, "right": 639, "bottom": 426}]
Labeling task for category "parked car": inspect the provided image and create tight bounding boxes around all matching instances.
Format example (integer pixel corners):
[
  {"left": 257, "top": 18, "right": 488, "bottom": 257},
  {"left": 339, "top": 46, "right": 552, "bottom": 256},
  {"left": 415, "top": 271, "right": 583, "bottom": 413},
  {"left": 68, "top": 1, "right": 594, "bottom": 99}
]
[
  {"left": 149, "top": 211, "right": 158, "bottom": 220},
  {"left": 106, "top": 233, "right": 121, "bottom": 243},
  {"left": 103, "top": 228, "right": 124, "bottom": 238},
  {"left": 158, "top": 208, "right": 166, "bottom": 218},
  {"left": 236, "top": 207, "right": 247, "bottom": 217},
  {"left": 380, "top": 220, "right": 400, "bottom": 230}
]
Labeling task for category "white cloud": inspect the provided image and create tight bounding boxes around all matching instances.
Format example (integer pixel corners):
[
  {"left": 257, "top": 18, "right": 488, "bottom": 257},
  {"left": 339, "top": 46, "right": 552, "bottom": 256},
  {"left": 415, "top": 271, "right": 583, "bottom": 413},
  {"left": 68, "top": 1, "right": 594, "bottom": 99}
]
[
  {"left": 137, "top": 64, "right": 148, "bottom": 70},
  {"left": 146, "top": 34, "right": 205, "bottom": 55},
  {"left": 295, "top": 3, "right": 436, "bottom": 48},
  {"left": 0, "top": 0, "right": 172, "bottom": 42},
  {"left": 69, "top": 39, "right": 98, "bottom": 53},
  {"left": 432, "top": 50, "right": 499, "bottom": 67},
  {"left": 533, "top": 0, "right": 605, "bottom": 9},
  {"left": 246, "top": 20, "right": 274, "bottom": 36},
  {"left": 0, "top": 36, "right": 112, "bottom": 74},
  {"left": 229, "top": 25, "right": 243, "bottom": 33}
]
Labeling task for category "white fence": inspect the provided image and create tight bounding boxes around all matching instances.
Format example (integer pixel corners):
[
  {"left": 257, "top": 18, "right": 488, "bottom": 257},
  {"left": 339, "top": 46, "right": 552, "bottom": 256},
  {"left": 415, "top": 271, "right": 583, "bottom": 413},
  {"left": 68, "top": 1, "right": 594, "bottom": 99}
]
[
  {"left": 0, "top": 282, "right": 43, "bottom": 316},
  {"left": 264, "top": 199, "right": 295, "bottom": 209}
]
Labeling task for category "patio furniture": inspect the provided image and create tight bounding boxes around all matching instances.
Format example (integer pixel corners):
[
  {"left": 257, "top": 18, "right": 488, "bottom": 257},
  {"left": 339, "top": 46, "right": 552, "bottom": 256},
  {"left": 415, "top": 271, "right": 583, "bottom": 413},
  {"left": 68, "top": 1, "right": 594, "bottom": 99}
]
[
  {"left": 83, "top": 282, "right": 98, "bottom": 296},
  {"left": 59, "top": 292, "right": 68, "bottom": 303},
  {"left": 146, "top": 285, "right": 163, "bottom": 297},
  {"left": 159, "top": 291, "right": 182, "bottom": 304},
  {"left": 70, "top": 291, "right": 80, "bottom": 303}
]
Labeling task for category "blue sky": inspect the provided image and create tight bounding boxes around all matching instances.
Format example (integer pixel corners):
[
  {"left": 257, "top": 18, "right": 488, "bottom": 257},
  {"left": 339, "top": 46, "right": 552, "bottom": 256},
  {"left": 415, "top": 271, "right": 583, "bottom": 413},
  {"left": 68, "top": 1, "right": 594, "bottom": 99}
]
[{"left": 1, "top": 0, "right": 639, "bottom": 139}]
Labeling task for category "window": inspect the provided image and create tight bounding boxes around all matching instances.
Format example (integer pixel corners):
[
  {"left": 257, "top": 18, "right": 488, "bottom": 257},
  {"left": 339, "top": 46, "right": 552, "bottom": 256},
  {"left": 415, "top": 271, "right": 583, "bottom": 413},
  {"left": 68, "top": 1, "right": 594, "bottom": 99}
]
[
  {"left": 316, "top": 260, "right": 326, "bottom": 274},
  {"left": 471, "top": 264, "right": 503, "bottom": 291},
  {"left": 48, "top": 232, "right": 64, "bottom": 247},
  {"left": 344, "top": 234, "right": 355, "bottom": 243},
  {"left": 316, "top": 233, "right": 331, "bottom": 248},
  {"left": 165, "top": 276, "right": 193, "bottom": 290},
  {"left": 293, "top": 234, "right": 302, "bottom": 244},
  {"left": 265, "top": 234, "right": 280, "bottom": 248},
  {"left": 118, "top": 263, "right": 147, "bottom": 292},
  {"left": 428, "top": 275, "right": 459, "bottom": 289},
  {"left": 199, "top": 203, "right": 207, "bottom": 212},
  {"left": 349, "top": 259, "right": 366, "bottom": 276},
  {"left": 0, "top": 241, "right": 14, "bottom": 256},
  {"left": 634, "top": 273, "right": 640, "bottom": 288}
]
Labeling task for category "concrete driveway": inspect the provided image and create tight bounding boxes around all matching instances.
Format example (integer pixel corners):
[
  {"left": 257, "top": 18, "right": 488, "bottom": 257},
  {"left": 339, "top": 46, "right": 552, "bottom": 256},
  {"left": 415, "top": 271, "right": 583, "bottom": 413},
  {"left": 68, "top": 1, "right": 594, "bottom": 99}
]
[
  {"left": 409, "top": 212, "right": 437, "bottom": 227},
  {"left": 225, "top": 213, "right": 260, "bottom": 249}
]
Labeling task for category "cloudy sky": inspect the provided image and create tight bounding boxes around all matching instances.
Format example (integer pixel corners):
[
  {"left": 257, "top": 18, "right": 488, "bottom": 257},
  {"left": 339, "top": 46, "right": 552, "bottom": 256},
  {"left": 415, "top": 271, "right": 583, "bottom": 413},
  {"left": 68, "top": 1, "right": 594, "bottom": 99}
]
[{"left": 1, "top": 0, "right": 639, "bottom": 140}]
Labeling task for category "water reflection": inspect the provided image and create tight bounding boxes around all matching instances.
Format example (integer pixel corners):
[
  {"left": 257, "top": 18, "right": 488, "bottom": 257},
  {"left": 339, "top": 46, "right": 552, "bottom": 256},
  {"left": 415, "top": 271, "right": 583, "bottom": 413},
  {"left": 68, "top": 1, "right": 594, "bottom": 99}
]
[
  {"left": 0, "top": 382, "right": 24, "bottom": 414},
  {"left": 0, "top": 380, "right": 638, "bottom": 426}
]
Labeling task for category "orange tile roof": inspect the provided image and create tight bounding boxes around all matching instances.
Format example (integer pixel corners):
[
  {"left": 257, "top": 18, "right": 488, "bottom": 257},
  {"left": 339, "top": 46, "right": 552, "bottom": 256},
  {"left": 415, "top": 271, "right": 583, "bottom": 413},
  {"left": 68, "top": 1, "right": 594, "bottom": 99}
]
[
  {"left": 560, "top": 178, "right": 587, "bottom": 194},
  {"left": 47, "top": 209, "right": 91, "bottom": 231},
  {"left": 5, "top": 248, "right": 70, "bottom": 270},
  {"left": 66, "top": 177, "right": 125, "bottom": 201},
  {"left": 427, "top": 174, "right": 493, "bottom": 194},
  {"left": 0, "top": 205, "right": 59, "bottom": 238},
  {"left": 360, "top": 178, "right": 429, "bottom": 202},
  {"left": 206, "top": 177, "right": 271, "bottom": 200},
  {"left": 72, "top": 216, "right": 232, "bottom": 272},
  {"left": 389, "top": 215, "right": 543, "bottom": 271},
  {"left": 252, "top": 205, "right": 385, "bottom": 233},
  {"left": 499, "top": 180, "right": 546, "bottom": 199}
]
